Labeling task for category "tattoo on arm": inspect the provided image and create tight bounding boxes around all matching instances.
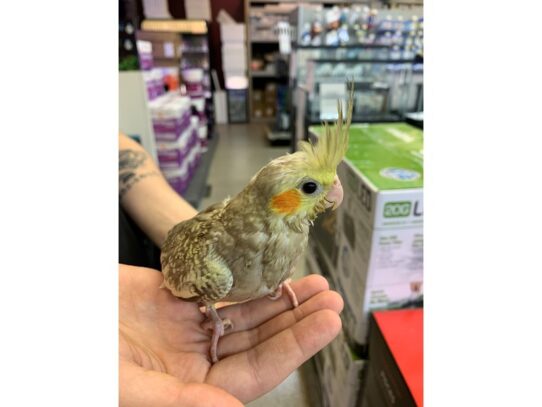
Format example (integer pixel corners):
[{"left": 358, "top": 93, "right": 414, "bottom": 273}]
[{"left": 119, "top": 149, "right": 159, "bottom": 198}]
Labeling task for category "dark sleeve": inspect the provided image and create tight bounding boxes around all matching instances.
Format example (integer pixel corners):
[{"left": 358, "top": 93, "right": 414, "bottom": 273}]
[{"left": 119, "top": 204, "right": 162, "bottom": 270}]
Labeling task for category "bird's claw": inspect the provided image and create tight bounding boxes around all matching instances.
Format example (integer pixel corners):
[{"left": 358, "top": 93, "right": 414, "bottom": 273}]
[
  {"left": 268, "top": 279, "right": 299, "bottom": 308},
  {"left": 202, "top": 317, "right": 233, "bottom": 333}
]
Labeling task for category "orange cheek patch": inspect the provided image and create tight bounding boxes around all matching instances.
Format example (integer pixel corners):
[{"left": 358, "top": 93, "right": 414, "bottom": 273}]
[{"left": 271, "top": 189, "right": 301, "bottom": 214}]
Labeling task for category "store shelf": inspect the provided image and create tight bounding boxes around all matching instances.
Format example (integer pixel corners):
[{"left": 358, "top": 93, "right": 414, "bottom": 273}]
[
  {"left": 181, "top": 49, "right": 209, "bottom": 54},
  {"left": 250, "top": 69, "right": 277, "bottom": 77},
  {"left": 312, "top": 81, "right": 390, "bottom": 91},
  {"left": 250, "top": 38, "right": 279, "bottom": 43},
  {"left": 310, "top": 58, "right": 417, "bottom": 64},
  {"left": 251, "top": 72, "right": 288, "bottom": 80},
  {"left": 307, "top": 113, "right": 403, "bottom": 125},
  {"left": 306, "top": 113, "right": 404, "bottom": 126},
  {"left": 250, "top": 0, "right": 370, "bottom": 3},
  {"left": 251, "top": 116, "right": 275, "bottom": 123},
  {"left": 404, "top": 112, "right": 423, "bottom": 129},
  {"left": 265, "top": 125, "right": 290, "bottom": 142},
  {"left": 141, "top": 19, "right": 207, "bottom": 34},
  {"left": 181, "top": 130, "right": 219, "bottom": 209},
  {"left": 294, "top": 43, "right": 391, "bottom": 50},
  {"left": 249, "top": 0, "right": 296, "bottom": 2}
]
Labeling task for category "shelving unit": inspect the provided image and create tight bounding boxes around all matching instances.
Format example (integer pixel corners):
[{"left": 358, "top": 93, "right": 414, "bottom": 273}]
[
  {"left": 294, "top": 57, "right": 423, "bottom": 146},
  {"left": 286, "top": 2, "right": 424, "bottom": 153},
  {"left": 139, "top": 19, "right": 212, "bottom": 98},
  {"left": 245, "top": 0, "right": 295, "bottom": 129},
  {"left": 132, "top": 19, "right": 217, "bottom": 200}
]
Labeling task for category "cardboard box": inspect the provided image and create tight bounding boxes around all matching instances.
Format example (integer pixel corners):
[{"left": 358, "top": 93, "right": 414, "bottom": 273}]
[
  {"left": 305, "top": 252, "right": 367, "bottom": 407},
  {"left": 252, "top": 104, "right": 264, "bottom": 118},
  {"left": 252, "top": 90, "right": 264, "bottom": 102},
  {"left": 309, "top": 206, "right": 340, "bottom": 270},
  {"left": 309, "top": 123, "right": 424, "bottom": 346},
  {"left": 136, "top": 31, "right": 182, "bottom": 59},
  {"left": 263, "top": 100, "right": 276, "bottom": 117},
  {"left": 360, "top": 310, "right": 423, "bottom": 407},
  {"left": 264, "top": 83, "right": 277, "bottom": 102}
]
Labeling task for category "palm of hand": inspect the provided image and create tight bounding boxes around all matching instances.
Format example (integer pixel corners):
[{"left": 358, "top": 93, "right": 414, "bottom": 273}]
[{"left": 119, "top": 265, "right": 343, "bottom": 407}]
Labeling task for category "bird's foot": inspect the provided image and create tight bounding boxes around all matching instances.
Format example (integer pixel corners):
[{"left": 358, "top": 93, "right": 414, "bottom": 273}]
[
  {"left": 283, "top": 279, "right": 299, "bottom": 307},
  {"left": 203, "top": 305, "right": 233, "bottom": 363},
  {"left": 268, "top": 279, "right": 299, "bottom": 308},
  {"left": 202, "top": 316, "right": 233, "bottom": 332},
  {"left": 267, "top": 284, "right": 283, "bottom": 300}
]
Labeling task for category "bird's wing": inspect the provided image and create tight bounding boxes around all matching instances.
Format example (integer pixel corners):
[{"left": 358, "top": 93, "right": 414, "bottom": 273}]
[
  {"left": 161, "top": 200, "right": 234, "bottom": 303},
  {"left": 163, "top": 247, "right": 233, "bottom": 303}
]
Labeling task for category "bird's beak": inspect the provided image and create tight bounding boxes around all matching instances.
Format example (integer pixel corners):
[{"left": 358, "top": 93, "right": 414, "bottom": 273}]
[{"left": 324, "top": 175, "right": 344, "bottom": 210}]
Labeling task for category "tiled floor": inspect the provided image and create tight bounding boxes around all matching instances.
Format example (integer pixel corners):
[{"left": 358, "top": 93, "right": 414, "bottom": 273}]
[
  {"left": 201, "top": 123, "right": 317, "bottom": 407},
  {"left": 201, "top": 123, "right": 290, "bottom": 209}
]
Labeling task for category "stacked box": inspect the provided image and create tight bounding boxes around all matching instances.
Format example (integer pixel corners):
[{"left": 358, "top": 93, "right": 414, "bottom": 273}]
[
  {"left": 263, "top": 83, "right": 277, "bottom": 118},
  {"left": 136, "top": 31, "right": 182, "bottom": 60},
  {"left": 142, "top": 68, "right": 167, "bottom": 101},
  {"left": 309, "top": 123, "right": 423, "bottom": 347},
  {"left": 149, "top": 93, "right": 201, "bottom": 194},
  {"left": 305, "top": 250, "right": 366, "bottom": 407},
  {"left": 136, "top": 40, "right": 153, "bottom": 71},
  {"left": 220, "top": 24, "right": 248, "bottom": 88},
  {"left": 181, "top": 68, "right": 205, "bottom": 98},
  {"left": 252, "top": 90, "right": 264, "bottom": 118},
  {"left": 190, "top": 97, "right": 209, "bottom": 151}
]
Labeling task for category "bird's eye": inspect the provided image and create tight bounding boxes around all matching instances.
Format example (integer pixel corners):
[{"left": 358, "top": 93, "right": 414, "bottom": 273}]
[{"left": 301, "top": 182, "right": 318, "bottom": 194}]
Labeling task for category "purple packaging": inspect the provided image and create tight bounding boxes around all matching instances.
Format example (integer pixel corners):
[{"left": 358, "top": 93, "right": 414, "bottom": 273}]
[
  {"left": 185, "top": 82, "right": 204, "bottom": 97},
  {"left": 158, "top": 148, "right": 190, "bottom": 170},
  {"left": 165, "top": 174, "right": 188, "bottom": 194},
  {"left": 151, "top": 95, "right": 193, "bottom": 142},
  {"left": 153, "top": 112, "right": 192, "bottom": 139},
  {"left": 146, "top": 85, "right": 156, "bottom": 101},
  {"left": 137, "top": 41, "right": 154, "bottom": 71},
  {"left": 182, "top": 69, "right": 204, "bottom": 97},
  {"left": 139, "top": 53, "right": 153, "bottom": 70},
  {"left": 163, "top": 165, "right": 190, "bottom": 194},
  {"left": 156, "top": 125, "right": 194, "bottom": 169}
]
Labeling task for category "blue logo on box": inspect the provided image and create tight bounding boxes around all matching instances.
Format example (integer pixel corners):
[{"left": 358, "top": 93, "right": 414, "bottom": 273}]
[{"left": 380, "top": 167, "right": 420, "bottom": 181}]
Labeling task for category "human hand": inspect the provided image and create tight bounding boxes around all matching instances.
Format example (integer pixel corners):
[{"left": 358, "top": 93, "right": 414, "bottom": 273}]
[{"left": 119, "top": 264, "right": 343, "bottom": 406}]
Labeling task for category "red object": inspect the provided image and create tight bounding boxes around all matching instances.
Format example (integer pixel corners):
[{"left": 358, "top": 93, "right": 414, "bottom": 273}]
[
  {"left": 373, "top": 309, "right": 423, "bottom": 407},
  {"left": 164, "top": 74, "right": 179, "bottom": 91}
]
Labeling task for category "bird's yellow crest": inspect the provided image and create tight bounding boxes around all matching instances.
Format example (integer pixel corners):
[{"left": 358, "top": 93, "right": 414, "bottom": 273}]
[{"left": 298, "top": 84, "right": 354, "bottom": 181}]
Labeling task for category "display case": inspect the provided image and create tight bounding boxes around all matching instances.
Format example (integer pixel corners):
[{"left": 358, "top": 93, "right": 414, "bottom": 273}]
[
  {"left": 307, "top": 59, "right": 423, "bottom": 120},
  {"left": 290, "top": 3, "right": 423, "bottom": 53},
  {"left": 287, "top": 3, "right": 424, "bottom": 149},
  {"left": 293, "top": 58, "right": 423, "bottom": 147}
]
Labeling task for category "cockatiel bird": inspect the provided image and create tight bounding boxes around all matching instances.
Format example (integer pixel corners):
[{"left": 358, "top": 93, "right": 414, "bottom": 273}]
[{"left": 161, "top": 93, "right": 353, "bottom": 363}]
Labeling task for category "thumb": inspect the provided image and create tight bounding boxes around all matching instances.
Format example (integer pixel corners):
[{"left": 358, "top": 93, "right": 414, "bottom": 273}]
[{"left": 120, "top": 361, "right": 243, "bottom": 407}]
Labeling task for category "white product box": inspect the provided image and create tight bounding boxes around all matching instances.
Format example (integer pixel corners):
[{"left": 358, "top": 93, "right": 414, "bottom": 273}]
[
  {"left": 221, "top": 44, "right": 247, "bottom": 71},
  {"left": 309, "top": 123, "right": 424, "bottom": 346},
  {"left": 220, "top": 23, "right": 246, "bottom": 43}
]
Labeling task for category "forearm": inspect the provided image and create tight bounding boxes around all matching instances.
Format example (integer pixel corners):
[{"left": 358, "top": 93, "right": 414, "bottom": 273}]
[{"left": 119, "top": 133, "right": 198, "bottom": 247}]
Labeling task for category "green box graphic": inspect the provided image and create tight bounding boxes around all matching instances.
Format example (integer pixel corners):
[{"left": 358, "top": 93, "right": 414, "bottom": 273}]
[
  {"left": 384, "top": 201, "right": 412, "bottom": 218},
  {"left": 309, "top": 123, "right": 423, "bottom": 191}
]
